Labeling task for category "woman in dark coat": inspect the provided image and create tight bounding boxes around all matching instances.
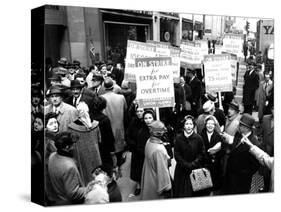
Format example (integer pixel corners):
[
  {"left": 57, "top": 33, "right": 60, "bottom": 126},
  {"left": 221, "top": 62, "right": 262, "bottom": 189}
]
[
  {"left": 174, "top": 115, "right": 206, "bottom": 197},
  {"left": 200, "top": 115, "right": 224, "bottom": 193},
  {"left": 91, "top": 96, "right": 116, "bottom": 167},
  {"left": 130, "top": 109, "right": 156, "bottom": 195},
  {"left": 126, "top": 104, "right": 145, "bottom": 194}
]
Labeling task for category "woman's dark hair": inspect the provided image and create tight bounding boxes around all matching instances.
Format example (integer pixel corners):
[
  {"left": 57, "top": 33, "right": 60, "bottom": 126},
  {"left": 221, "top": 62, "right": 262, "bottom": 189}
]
[
  {"left": 45, "top": 112, "right": 59, "bottom": 128},
  {"left": 204, "top": 115, "right": 217, "bottom": 126},
  {"left": 32, "top": 113, "right": 44, "bottom": 131},
  {"left": 181, "top": 115, "right": 196, "bottom": 128},
  {"left": 54, "top": 132, "right": 79, "bottom": 150},
  {"left": 91, "top": 163, "right": 113, "bottom": 178},
  {"left": 33, "top": 112, "right": 44, "bottom": 123},
  {"left": 143, "top": 108, "right": 156, "bottom": 120},
  {"left": 92, "top": 96, "right": 107, "bottom": 112}
]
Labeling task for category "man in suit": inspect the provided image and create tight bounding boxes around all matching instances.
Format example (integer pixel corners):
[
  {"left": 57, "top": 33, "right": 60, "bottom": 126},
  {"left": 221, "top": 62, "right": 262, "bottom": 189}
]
[
  {"left": 221, "top": 114, "right": 260, "bottom": 194},
  {"left": 89, "top": 72, "right": 106, "bottom": 96},
  {"left": 186, "top": 68, "right": 202, "bottom": 117},
  {"left": 242, "top": 61, "right": 260, "bottom": 114},
  {"left": 45, "top": 86, "right": 78, "bottom": 132},
  {"left": 101, "top": 77, "right": 127, "bottom": 172},
  {"left": 64, "top": 79, "right": 96, "bottom": 120}
]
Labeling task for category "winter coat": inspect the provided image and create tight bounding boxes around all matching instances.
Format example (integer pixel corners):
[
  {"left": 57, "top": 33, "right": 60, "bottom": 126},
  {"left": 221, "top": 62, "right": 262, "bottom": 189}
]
[
  {"left": 174, "top": 132, "right": 205, "bottom": 197},
  {"left": 222, "top": 132, "right": 260, "bottom": 194},
  {"left": 47, "top": 152, "right": 85, "bottom": 205},
  {"left": 68, "top": 120, "right": 102, "bottom": 185},
  {"left": 91, "top": 112, "right": 115, "bottom": 166},
  {"left": 126, "top": 117, "right": 146, "bottom": 182},
  {"left": 101, "top": 91, "right": 127, "bottom": 153},
  {"left": 200, "top": 128, "right": 224, "bottom": 189},
  {"left": 130, "top": 124, "right": 151, "bottom": 183},
  {"left": 261, "top": 114, "right": 274, "bottom": 156},
  {"left": 243, "top": 70, "right": 259, "bottom": 106},
  {"left": 140, "top": 136, "right": 171, "bottom": 200}
]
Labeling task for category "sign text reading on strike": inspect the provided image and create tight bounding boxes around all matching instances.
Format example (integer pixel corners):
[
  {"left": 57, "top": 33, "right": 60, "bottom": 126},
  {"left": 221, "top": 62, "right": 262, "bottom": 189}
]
[
  {"left": 136, "top": 59, "right": 171, "bottom": 67},
  {"left": 135, "top": 57, "right": 172, "bottom": 67}
]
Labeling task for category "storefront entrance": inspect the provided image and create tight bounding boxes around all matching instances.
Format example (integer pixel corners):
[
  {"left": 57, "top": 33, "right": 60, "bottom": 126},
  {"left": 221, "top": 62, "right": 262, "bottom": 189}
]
[{"left": 104, "top": 22, "right": 150, "bottom": 65}]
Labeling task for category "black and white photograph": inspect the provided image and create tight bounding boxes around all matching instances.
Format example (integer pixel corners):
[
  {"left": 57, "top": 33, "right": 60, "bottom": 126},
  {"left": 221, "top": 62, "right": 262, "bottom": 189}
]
[
  {"left": 1, "top": 0, "right": 279, "bottom": 211},
  {"left": 30, "top": 3, "right": 275, "bottom": 206}
]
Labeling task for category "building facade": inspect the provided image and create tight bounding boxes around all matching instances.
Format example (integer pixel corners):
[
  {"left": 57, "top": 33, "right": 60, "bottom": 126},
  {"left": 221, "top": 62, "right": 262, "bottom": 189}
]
[{"left": 31, "top": 5, "right": 205, "bottom": 69}]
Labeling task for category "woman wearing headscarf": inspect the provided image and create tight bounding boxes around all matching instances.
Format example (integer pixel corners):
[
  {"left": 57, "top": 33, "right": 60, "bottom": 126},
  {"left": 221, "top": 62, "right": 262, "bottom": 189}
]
[
  {"left": 174, "top": 115, "right": 206, "bottom": 197},
  {"left": 140, "top": 120, "right": 172, "bottom": 200},
  {"left": 68, "top": 101, "right": 102, "bottom": 185},
  {"left": 131, "top": 109, "right": 156, "bottom": 195},
  {"left": 126, "top": 104, "right": 145, "bottom": 195}
]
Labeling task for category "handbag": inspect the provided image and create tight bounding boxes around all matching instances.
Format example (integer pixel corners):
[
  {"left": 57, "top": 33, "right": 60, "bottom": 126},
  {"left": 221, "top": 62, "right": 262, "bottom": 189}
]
[{"left": 189, "top": 168, "right": 213, "bottom": 192}]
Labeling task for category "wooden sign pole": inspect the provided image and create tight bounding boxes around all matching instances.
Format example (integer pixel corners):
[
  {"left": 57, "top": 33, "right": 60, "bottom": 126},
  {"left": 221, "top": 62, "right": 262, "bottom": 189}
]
[{"left": 218, "top": 91, "right": 224, "bottom": 111}]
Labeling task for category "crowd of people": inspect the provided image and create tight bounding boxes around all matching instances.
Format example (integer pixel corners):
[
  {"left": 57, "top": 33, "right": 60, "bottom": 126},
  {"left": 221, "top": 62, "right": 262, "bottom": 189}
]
[{"left": 31, "top": 54, "right": 274, "bottom": 206}]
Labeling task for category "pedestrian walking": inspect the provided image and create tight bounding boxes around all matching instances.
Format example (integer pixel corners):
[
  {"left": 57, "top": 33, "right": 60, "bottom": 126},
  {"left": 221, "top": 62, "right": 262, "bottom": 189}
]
[{"left": 140, "top": 120, "right": 172, "bottom": 200}]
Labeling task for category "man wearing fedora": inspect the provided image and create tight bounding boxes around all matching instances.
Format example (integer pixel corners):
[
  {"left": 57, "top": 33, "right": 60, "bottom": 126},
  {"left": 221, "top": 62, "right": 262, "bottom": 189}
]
[
  {"left": 89, "top": 72, "right": 106, "bottom": 96},
  {"left": 64, "top": 80, "right": 95, "bottom": 108},
  {"left": 101, "top": 77, "right": 127, "bottom": 173},
  {"left": 47, "top": 74, "right": 72, "bottom": 100},
  {"left": 221, "top": 113, "right": 260, "bottom": 194},
  {"left": 224, "top": 101, "right": 241, "bottom": 136},
  {"left": 242, "top": 61, "right": 260, "bottom": 114},
  {"left": 45, "top": 86, "right": 78, "bottom": 132},
  {"left": 31, "top": 86, "right": 44, "bottom": 122},
  {"left": 64, "top": 79, "right": 96, "bottom": 120}
]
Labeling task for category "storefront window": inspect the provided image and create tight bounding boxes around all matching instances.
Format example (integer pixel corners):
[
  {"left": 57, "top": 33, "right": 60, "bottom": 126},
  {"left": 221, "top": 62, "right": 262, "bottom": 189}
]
[
  {"left": 160, "top": 18, "right": 178, "bottom": 46},
  {"left": 104, "top": 23, "right": 149, "bottom": 65}
]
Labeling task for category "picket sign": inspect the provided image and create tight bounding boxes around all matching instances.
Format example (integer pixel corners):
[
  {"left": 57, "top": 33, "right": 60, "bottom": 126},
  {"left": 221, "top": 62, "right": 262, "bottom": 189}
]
[
  {"left": 134, "top": 57, "right": 175, "bottom": 109},
  {"left": 203, "top": 54, "right": 233, "bottom": 93}
]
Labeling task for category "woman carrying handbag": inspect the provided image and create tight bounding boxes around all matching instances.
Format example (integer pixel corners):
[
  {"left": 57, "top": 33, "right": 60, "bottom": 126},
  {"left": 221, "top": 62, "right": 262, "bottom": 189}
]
[{"left": 174, "top": 115, "right": 209, "bottom": 197}]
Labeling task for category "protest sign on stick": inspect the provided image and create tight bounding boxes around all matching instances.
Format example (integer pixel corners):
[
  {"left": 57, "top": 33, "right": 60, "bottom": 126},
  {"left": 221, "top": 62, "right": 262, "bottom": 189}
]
[
  {"left": 222, "top": 51, "right": 238, "bottom": 86},
  {"left": 180, "top": 40, "right": 202, "bottom": 69},
  {"left": 147, "top": 40, "right": 181, "bottom": 83},
  {"left": 222, "top": 33, "right": 244, "bottom": 58},
  {"left": 134, "top": 57, "right": 175, "bottom": 110},
  {"left": 124, "top": 40, "right": 156, "bottom": 82},
  {"left": 203, "top": 54, "right": 233, "bottom": 94}
]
